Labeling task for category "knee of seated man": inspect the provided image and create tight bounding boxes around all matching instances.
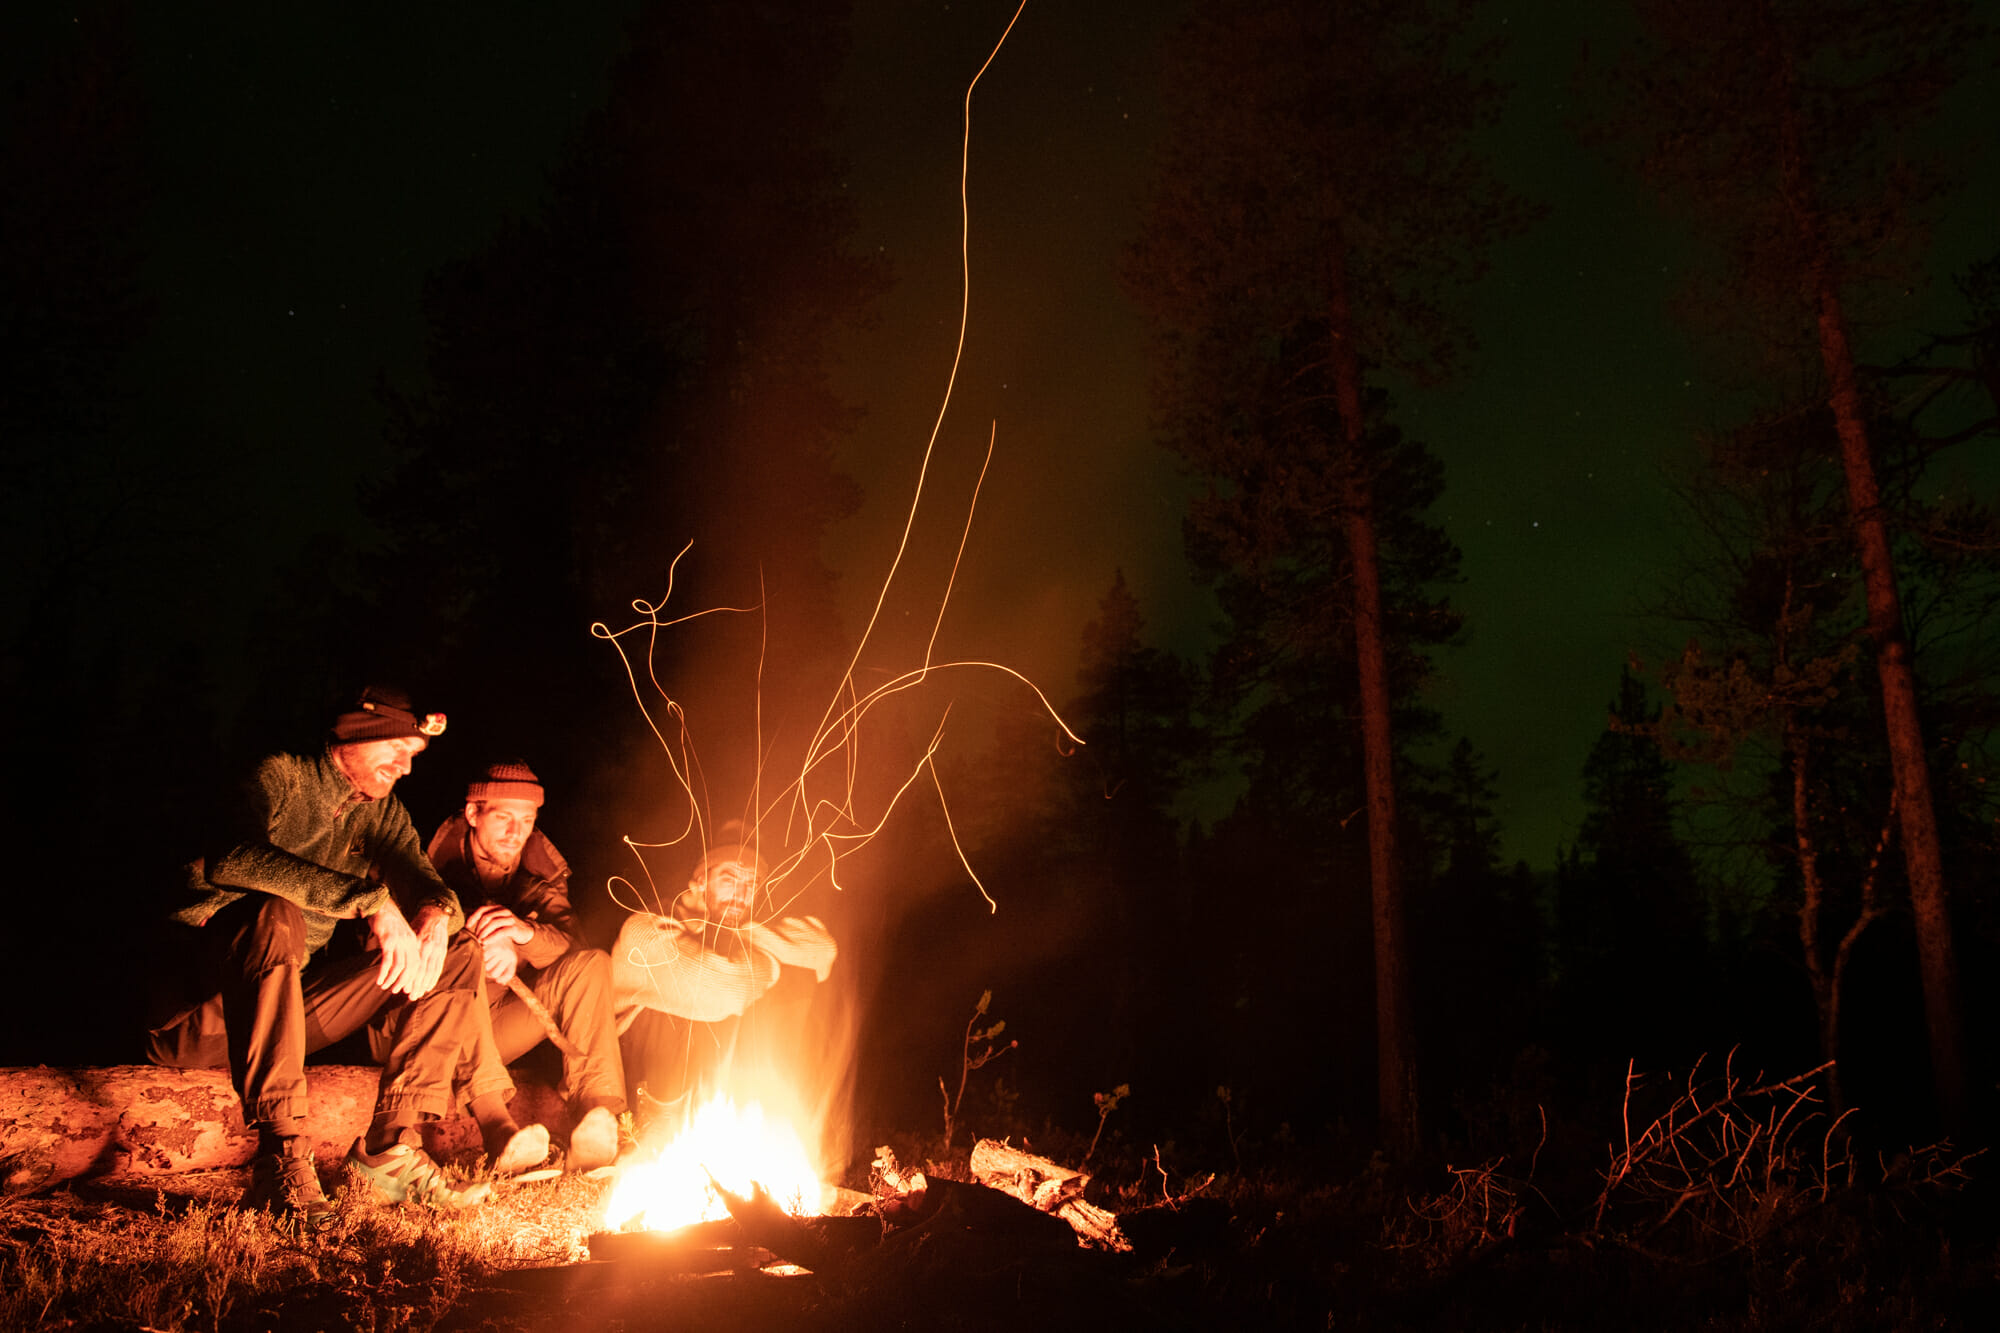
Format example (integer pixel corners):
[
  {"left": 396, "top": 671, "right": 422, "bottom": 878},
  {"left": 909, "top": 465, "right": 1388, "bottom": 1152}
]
[
  {"left": 435, "top": 936, "right": 487, "bottom": 990},
  {"left": 243, "top": 894, "right": 308, "bottom": 969},
  {"left": 545, "top": 946, "right": 612, "bottom": 990}
]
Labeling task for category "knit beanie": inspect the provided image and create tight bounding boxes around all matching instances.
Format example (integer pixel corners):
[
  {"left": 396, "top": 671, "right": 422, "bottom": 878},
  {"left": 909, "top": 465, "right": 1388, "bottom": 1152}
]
[
  {"left": 329, "top": 685, "right": 446, "bottom": 745},
  {"left": 467, "top": 759, "right": 544, "bottom": 807}
]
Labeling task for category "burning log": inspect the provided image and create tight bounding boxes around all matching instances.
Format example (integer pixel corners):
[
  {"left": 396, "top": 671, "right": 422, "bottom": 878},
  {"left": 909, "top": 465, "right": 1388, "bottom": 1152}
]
[
  {"left": 712, "top": 1179, "right": 886, "bottom": 1276},
  {"left": 704, "top": 1171, "right": 1085, "bottom": 1279},
  {"left": 970, "top": 1138, "right": 1131, "bottom": 1252},
  {"left": 585, "top": 1218, "right": 778, "bottom": 1274}
]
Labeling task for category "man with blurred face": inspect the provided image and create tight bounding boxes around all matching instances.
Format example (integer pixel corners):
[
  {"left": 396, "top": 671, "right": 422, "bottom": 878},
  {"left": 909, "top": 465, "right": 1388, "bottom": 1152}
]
[
  {"left": 609, "top": 821, "right": 838, "bottom": 1123},
  {"left": 146, "top": 685, "right": 530, "bottom": 1225},
  {"left": 698, "top": 854, "right": 760, "bottom": 930},
  {"left": 428, "top": 761, "right": 626, "bottom": 1172}
]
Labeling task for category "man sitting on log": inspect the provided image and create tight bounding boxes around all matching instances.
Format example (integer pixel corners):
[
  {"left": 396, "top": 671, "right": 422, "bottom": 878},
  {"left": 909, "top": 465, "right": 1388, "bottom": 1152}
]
[
  {"left": 426, "top": 760, "right": 625, "bottom": 1171},
  {"left": 145, "top": 685, "right": 545, "bottom": 1225},
  {"left": 610, "top": 821, "right": 837, "bottom": 1124}
]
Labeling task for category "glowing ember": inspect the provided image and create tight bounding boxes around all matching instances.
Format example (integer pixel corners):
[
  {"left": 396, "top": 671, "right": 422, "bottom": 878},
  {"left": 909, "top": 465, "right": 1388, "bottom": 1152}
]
[{"left": 603, "top": 1096, "right": 825, "bottom": 1233}]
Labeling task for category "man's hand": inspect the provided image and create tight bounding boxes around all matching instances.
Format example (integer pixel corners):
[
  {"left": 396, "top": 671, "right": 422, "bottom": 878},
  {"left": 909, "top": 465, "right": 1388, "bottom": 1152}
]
[
  {"left": 369, "top": 900, "right": 452, "bottom": 998},
  {"left": 465, "top": 903, "right": 535, "bottom": 946},
  {"left": 479, "top": 934, "right": 519, "bottom": 986},
  {"left": 407, "top": 905, "right": 450, "bottom": 998},
  {"left": 464, "top": 904, "right": 533, "bottom": 987}
]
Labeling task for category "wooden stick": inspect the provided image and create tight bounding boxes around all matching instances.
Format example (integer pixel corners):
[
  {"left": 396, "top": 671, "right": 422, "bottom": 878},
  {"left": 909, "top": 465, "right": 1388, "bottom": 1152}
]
[{"left": 504, "top": 976, "right": 586, "bottom": 1060}]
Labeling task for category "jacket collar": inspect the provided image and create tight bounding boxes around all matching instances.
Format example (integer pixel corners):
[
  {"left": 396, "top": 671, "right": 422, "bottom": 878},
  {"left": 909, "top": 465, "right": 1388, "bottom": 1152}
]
[
  {"left": 427, "top": 811, "right": 567, "bottom": 887},
  {"left": 314, "top": 745, "right": 372, "bottom": 817}
]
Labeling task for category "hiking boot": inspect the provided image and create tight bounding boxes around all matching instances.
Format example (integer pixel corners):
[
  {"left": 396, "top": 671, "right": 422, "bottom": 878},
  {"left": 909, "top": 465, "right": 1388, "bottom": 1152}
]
[
  {"left": 241, "top": 1141, "right": 335, "bottom": 1229},
  {"left": 568, "top": 1106, "right": 620, "bottom": 1172},
  {"left": 345, "top": 1139, "right": 491, "bottom": 1209},
  {"left": 487, "top": 1122, "right": 550, "bottom": 1178}
]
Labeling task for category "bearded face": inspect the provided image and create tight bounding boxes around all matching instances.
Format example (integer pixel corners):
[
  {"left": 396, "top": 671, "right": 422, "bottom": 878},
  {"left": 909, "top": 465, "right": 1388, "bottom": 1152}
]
[
  {"left": 332, "top": 736, "right": 427, "bottom": 800},
  {"left": 466, "top": 797, "right": 538, "bottom": 870},
  {"left": 695, "top": 859, "right": 760, "bottom": 929}
]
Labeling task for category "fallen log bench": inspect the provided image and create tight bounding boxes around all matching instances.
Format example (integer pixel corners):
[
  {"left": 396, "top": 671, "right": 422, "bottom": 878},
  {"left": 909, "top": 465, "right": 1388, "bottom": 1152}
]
[{"left": 0, "top": 1064, "right": 572, "bottom": 1193}]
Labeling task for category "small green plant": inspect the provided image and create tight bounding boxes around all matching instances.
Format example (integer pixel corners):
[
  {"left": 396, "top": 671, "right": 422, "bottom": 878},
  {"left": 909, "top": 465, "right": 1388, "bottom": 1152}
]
[
  {"left": 939, "top": 988, "right": 1017, "bottom": 1154},
  {"left": 1084, "top": 1083, "right": 1130, "bottom": 1167}
]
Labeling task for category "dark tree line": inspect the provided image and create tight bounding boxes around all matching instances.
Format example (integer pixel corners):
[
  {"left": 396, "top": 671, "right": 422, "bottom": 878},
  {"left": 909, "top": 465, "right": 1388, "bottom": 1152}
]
[
  {"left": 343, "top": 0, "right": 884, "bottom": 891},
  {"left": 3, "top": 6, "right": 202, "bottom": 1055},
  {"left": 0, "top": 0, "right": 883, "bottom": 1061},
  {"left": 940, "top": 0, "right": 2000, "bottom": 1156},
  {"left": 6, "top": 0, "right": 1999, "bottom": 1164}
]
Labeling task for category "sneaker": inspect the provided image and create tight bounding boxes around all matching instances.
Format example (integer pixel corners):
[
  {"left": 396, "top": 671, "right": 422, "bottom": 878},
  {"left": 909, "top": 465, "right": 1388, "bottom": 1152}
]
[
  {"left": 345, "top": 1139, "right": 491, "bottom": 1209},
  {"left": 569, "top": 1106, "right": 620, "bottom": 1172},
  {"left": 241, "top": 1141, "right": 335, "bottom": 1228},
  {"left": 488, "top": 1123, "right": 551, "bottom": 1178}
]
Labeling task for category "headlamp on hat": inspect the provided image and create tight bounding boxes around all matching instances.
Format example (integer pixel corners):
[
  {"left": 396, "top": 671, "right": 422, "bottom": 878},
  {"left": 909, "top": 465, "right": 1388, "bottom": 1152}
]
[
  {"left": 361, "top": 699, "right": 448, "bottom": 737},
  {"left": 332, "top": 686, "right": 447, "bottom": 744}
]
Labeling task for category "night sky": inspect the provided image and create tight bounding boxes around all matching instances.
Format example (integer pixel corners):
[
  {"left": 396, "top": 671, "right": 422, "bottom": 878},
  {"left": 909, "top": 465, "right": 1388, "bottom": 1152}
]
[{"left": 13, "top": 0, "right": 1999, "bottom": 869}]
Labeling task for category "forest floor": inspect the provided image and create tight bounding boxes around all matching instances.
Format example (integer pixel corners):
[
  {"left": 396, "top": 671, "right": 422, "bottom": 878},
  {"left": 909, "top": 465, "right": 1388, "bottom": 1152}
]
[{"left": 6, "top": 1106, "right": 1998, "bottom": 1333}]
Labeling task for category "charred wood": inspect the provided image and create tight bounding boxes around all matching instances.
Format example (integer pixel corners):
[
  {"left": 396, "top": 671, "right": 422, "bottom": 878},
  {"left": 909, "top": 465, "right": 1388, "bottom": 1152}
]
[
  {"left": 713, "top": 1179, "right": 885, "bottom": 1275},
  {"left": 585, "top": 1219, "right": 777, "bottom": 1273}
]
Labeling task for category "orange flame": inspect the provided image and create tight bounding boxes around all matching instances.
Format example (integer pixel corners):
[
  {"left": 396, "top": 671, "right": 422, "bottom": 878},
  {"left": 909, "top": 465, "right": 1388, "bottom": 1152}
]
[{"left": 602, "top": 1094, "right": 827, "bottom": 1233}]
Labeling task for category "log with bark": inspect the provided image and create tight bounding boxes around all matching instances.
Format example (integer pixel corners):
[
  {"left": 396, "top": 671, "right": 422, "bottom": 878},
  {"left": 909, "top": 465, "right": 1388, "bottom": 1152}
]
[
  {"left": 970, "top": 1138, "right": 1131, "bottom": 1252},
  {"left": 0, "top": 1064, "right": 569, "bottom": 1192}
]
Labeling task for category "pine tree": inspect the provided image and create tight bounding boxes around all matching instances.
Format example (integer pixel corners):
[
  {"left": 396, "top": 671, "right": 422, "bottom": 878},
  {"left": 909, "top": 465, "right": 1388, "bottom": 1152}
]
[
  {"left": 1126, "top": 0, "right": 1527, "bottom": 1153},
  {"left": 1607, "top": 0, "right": 1982, "bottom": 1123},
  {"left": 1408, "top": 739, "right": 1542, "bottom": 1096},
  {"left": 1559, "top": 670, "right": 1709, "bottom": 1066}
]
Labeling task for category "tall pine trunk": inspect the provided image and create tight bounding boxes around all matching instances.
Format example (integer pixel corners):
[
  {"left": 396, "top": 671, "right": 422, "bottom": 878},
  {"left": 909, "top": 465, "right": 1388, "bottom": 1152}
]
[
  {"left": 1330, "top": 236, "right": 1419, "bottom": 1155},
  {"left": 1819, "top": 280, "right": 1965, "bottom": 1128},
  {"left": 1771, "top": 28, "right": 1966, "bottom": 1128}
]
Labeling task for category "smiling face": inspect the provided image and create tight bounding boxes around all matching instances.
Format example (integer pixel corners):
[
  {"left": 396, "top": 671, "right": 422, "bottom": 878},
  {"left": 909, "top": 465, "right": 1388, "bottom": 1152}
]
[
  {"left": 466, "top": 797, "right": 539, "bottom": 870},
  {"left": 333, "top": 735, "right": 428, "bottom": 799}
]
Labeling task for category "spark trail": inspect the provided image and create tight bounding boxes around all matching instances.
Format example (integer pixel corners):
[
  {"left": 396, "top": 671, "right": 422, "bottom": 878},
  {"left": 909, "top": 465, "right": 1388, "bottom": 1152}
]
[{"left": 592, "top": 0, "right": 1072, "bottom": 933}]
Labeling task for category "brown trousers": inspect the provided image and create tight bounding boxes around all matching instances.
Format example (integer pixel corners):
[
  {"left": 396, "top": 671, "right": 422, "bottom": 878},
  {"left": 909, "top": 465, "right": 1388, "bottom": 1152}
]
[
  {"left": 146, "top": 894, "right": 513, "bottom": 1130},
  {"left": 482, "top": 947, "right": 626, "bottom": 1114},
  {"left": 620, "top": 1008, "right": 740, "bottom": 1131}
]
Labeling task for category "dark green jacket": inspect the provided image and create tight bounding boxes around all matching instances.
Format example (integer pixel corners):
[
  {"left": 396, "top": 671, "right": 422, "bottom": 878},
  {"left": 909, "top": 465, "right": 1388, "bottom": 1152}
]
[{"left": 173, "top": 747, "right": 463, "bottom": 957}]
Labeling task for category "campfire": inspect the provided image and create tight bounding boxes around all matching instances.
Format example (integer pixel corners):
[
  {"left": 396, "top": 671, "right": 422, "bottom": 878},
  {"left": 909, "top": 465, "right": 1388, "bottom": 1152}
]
[
  {"left": 601, "top": 1093, "right": 830, "bottom": 1234},
  {"left": 579, "top": 1046, "right": 1135, "bottom": 1282}
]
